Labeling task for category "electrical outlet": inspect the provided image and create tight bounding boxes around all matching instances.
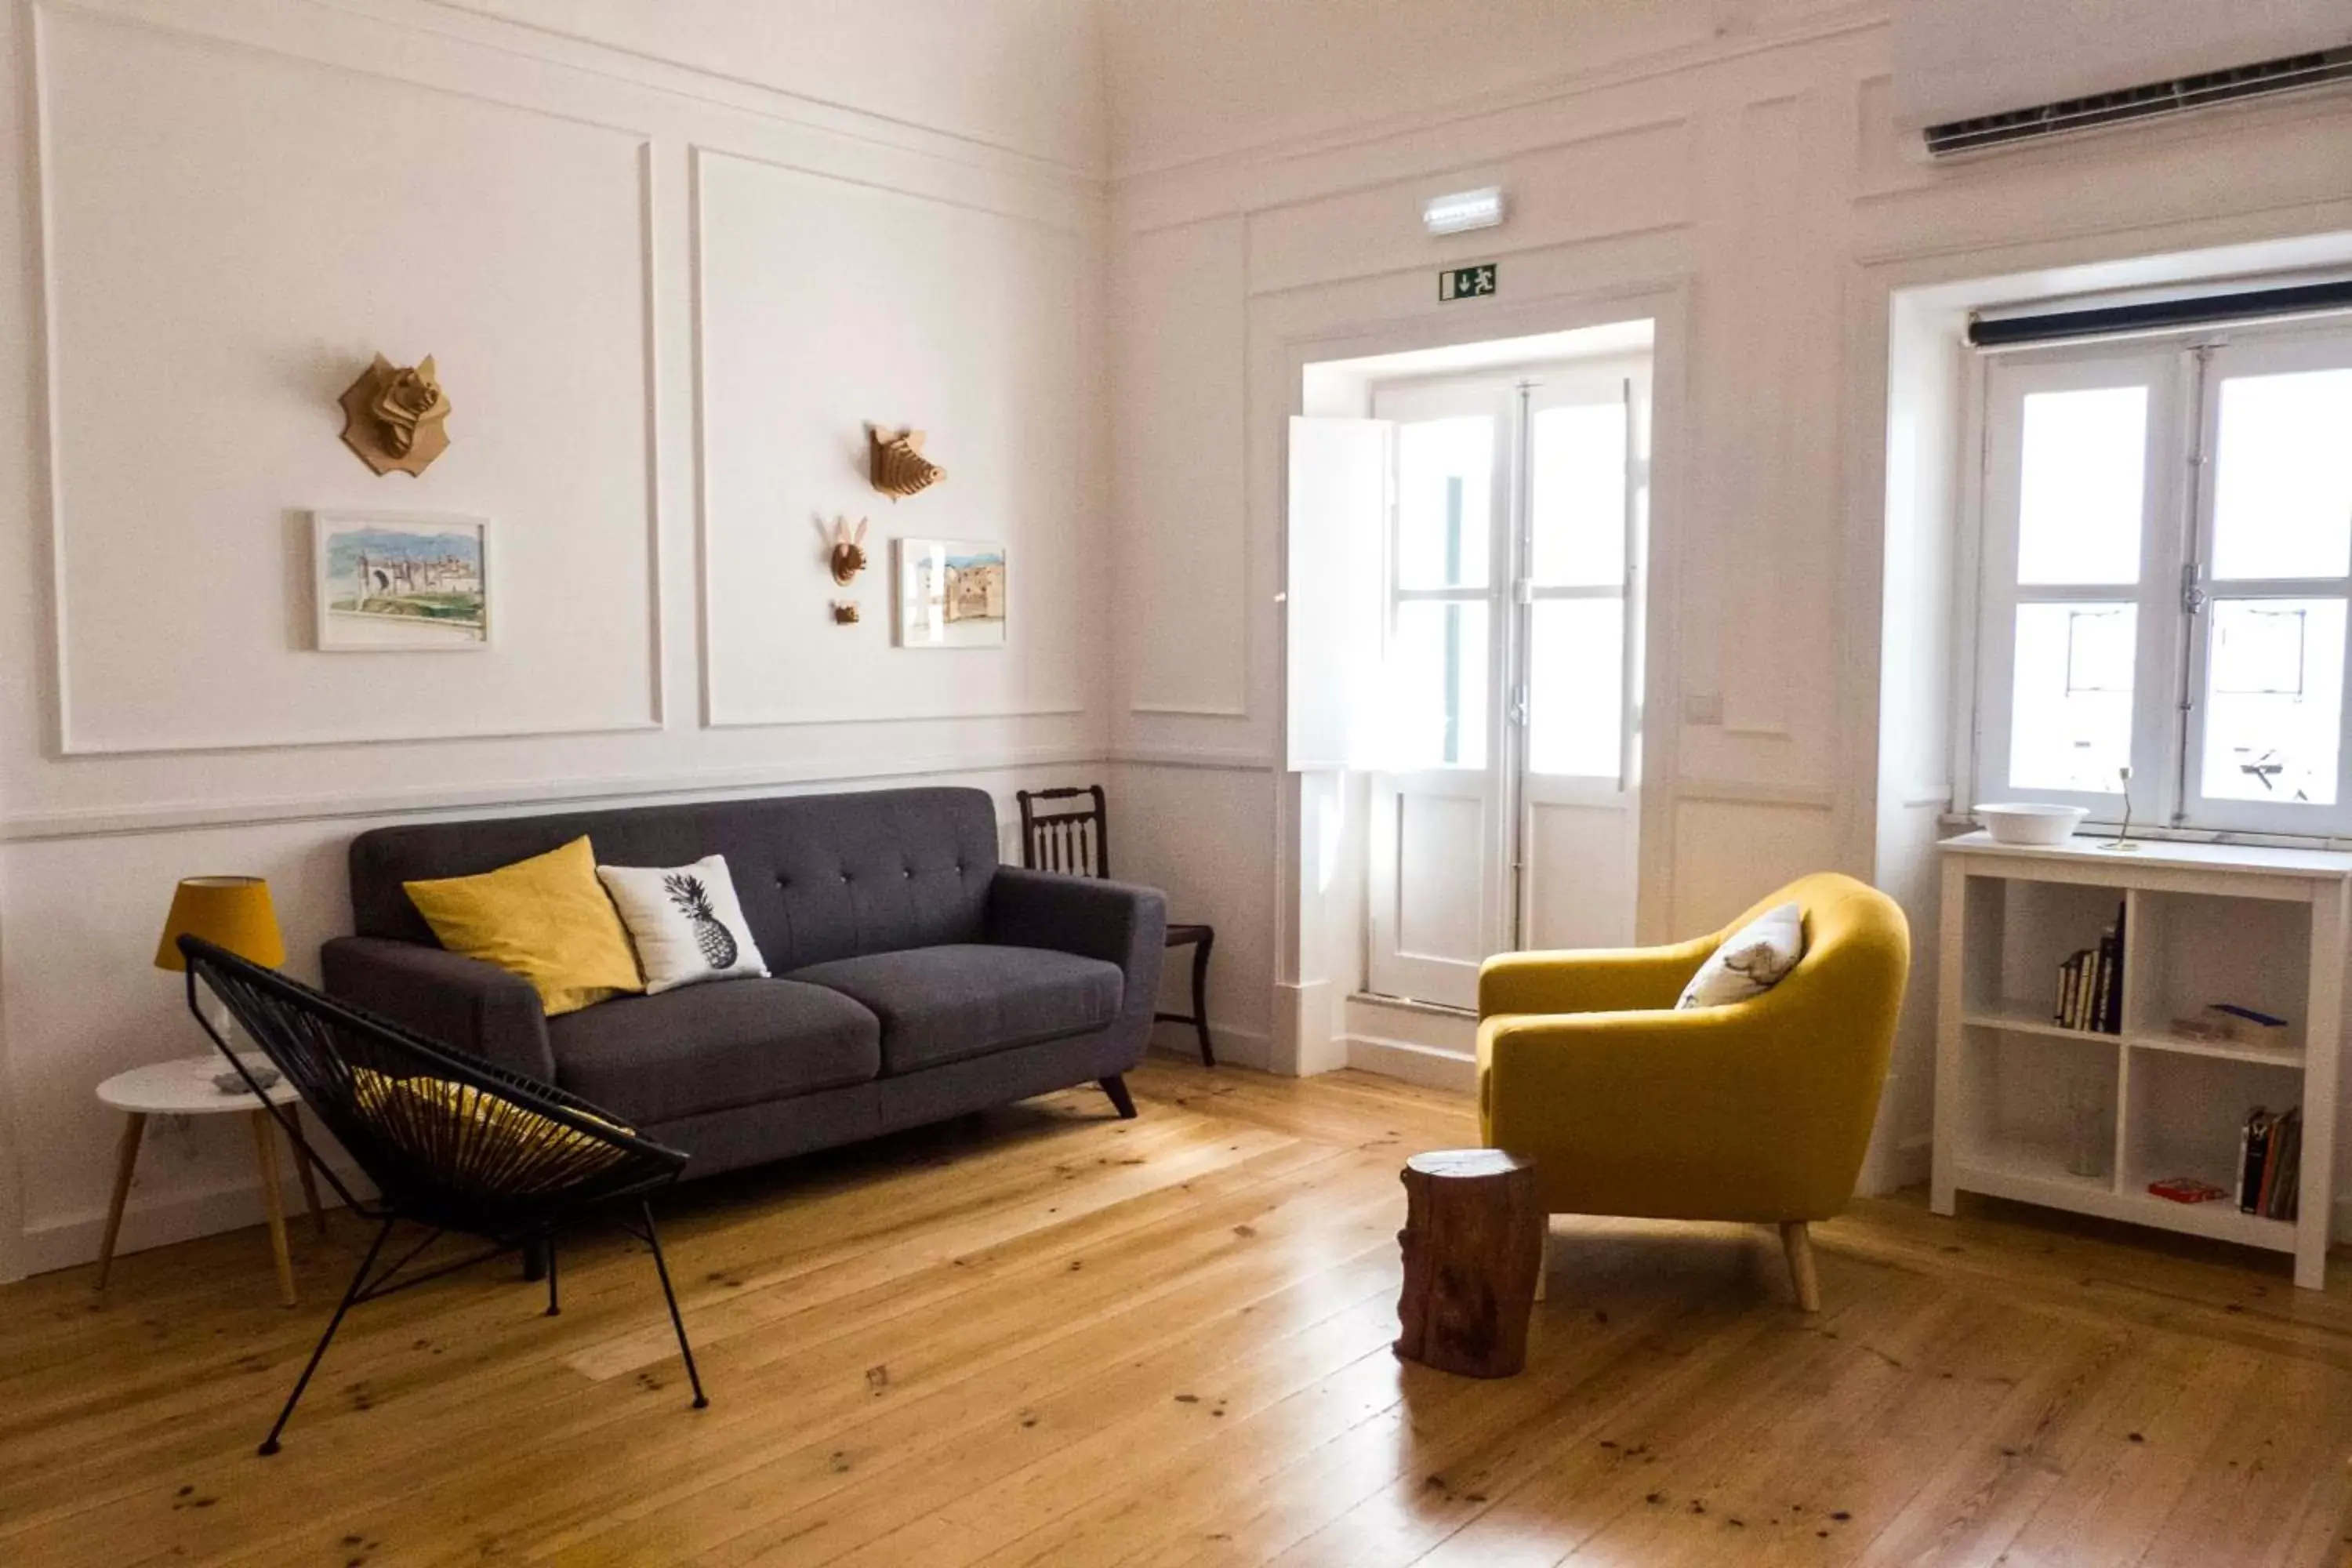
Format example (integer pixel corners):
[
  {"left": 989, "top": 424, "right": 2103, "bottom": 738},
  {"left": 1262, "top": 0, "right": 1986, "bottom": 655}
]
[{"left": 1682, "top": 691, "right": 1724, "bottom": 726}]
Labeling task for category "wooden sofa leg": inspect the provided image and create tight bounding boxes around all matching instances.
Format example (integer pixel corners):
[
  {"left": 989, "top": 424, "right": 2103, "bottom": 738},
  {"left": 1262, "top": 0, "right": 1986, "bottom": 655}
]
[
  {"left": 1098, "top": 1075, "right": 1138, "bottom": 1120},
  {"left": 1779, "top": 1221, "right": 1820, "bottom": 1312}
]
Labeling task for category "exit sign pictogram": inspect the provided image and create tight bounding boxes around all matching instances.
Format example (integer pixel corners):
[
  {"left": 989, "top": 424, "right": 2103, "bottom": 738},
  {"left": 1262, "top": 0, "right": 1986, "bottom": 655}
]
[{"left": 1439, "top": 263, "right": 1497, "bottom": 302}]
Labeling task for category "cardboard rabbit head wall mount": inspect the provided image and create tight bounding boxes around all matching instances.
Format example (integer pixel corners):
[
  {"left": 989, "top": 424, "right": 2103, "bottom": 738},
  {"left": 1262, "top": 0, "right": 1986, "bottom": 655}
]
[{"left": 828, "top": 517, "right": 870, "bottom": 585}]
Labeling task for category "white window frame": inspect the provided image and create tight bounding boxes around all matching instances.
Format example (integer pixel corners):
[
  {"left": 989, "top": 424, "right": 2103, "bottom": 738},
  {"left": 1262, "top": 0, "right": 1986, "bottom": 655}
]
[{"left": 1962, "top": 318, "right": 2352, "bottom": 840}]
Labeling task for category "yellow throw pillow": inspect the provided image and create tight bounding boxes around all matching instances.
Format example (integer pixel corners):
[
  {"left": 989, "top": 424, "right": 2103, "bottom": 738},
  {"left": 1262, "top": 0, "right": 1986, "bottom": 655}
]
[{"left": 402, "top": 837, "right": 644, "bottom": 1016}]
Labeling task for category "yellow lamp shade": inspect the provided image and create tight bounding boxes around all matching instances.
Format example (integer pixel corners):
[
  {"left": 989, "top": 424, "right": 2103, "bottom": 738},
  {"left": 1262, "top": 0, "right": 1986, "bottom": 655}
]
[{"left": 154, "top": 876, "right": 286, "bottom": 971}]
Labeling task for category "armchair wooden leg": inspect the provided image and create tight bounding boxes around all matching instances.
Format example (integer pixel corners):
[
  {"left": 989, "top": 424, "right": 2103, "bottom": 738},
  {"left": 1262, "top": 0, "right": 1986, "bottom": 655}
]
[{"left": 1779, "top": 1221, "right": 1820, "bottom": 1312}]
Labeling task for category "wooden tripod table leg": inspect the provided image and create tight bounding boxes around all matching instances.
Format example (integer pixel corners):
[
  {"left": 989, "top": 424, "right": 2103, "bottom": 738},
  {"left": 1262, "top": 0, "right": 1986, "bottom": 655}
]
[
  {"left": 289, "top": 1110, "right": 327, "bottom": 1238},
  {"left": 95, "top": 1112, "right": 147, "bottom": 1293},
  {"left": 250, "top": 1110, "right": 297, "bottom": 1308}
]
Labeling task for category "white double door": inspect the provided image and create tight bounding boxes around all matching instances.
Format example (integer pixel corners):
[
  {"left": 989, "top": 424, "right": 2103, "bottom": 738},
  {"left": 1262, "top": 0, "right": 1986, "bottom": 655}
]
[{"left": 1362, "top": 364, "right": 1649, "bottom": 1011}]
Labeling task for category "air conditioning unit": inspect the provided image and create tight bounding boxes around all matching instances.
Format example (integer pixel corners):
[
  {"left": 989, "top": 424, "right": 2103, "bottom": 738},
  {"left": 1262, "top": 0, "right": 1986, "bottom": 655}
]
[{"left": 1893, "top": 0, "right": 2352, "bottom": 158}]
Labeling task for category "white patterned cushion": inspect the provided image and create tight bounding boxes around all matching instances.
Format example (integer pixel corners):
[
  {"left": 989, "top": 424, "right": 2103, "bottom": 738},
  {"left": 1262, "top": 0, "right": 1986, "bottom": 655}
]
[
  {"left": 1675, "top": 902, "right": 1805, "bottom": 1009},
  {"left": 595, "top": 855, "right": 770, "bottom": 994}
]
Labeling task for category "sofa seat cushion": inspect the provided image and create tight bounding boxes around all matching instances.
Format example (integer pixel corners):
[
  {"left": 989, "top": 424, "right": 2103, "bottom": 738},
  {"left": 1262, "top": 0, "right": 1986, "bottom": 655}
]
[
  {"left": 787, "top": 944, "right": 1123, "bottom": 1076},
  {"left": 547, "top": 979, "right": 880, "bottom": 1125}
]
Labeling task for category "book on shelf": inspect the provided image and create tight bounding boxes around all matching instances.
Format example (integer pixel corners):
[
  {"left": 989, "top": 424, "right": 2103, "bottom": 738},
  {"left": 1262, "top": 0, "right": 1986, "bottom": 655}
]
[
  {"left": 2056, "top": 949, "right": 2089, "bottom": 1029},
  {"left": 2049, "top": 902, "right": 2125, "bottom": 1034},
  {"left": 2096, "top": 903, "right": 2124, "bottom": 1033},
  {"left": 2236, "top": 1106, "right": 2302, "bottom": 1221}
]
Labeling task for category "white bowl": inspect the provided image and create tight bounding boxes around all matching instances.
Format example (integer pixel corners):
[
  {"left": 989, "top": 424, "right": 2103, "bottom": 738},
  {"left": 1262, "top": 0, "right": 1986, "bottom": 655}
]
[{"left": 1977, "top": 803, "right": 2089, "bottom": 846}]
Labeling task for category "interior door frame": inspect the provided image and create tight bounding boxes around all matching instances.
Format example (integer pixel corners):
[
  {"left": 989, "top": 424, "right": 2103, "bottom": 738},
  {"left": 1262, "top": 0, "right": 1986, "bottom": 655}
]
[{"left": 1270, "top": 279, "right": 1693, "bottom": 1072}]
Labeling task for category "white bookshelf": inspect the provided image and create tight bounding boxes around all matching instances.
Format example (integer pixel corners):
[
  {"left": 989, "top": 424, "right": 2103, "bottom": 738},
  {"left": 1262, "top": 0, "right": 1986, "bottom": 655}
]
[{"left": 1933, "top": 831, "right": 2347, "bottom": 1290}]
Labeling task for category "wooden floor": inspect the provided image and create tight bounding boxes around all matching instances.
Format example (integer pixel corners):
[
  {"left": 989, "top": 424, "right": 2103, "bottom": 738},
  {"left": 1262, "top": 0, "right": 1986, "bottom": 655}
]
[{"left": 4, "top": 1058, "right": 2351, "bottom": 1566}]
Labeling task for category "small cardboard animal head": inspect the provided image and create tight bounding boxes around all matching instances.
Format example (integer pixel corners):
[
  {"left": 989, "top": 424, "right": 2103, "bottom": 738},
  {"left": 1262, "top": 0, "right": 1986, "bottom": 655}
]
[
  {"left": 869, "top": 426, "right": 945, "bottom": 500},
  {"left": 829, "top": 517, "right": 869, "bottom": 584},
  {"left": 339, "top": 354, "right": 452, "bottom": 476}
]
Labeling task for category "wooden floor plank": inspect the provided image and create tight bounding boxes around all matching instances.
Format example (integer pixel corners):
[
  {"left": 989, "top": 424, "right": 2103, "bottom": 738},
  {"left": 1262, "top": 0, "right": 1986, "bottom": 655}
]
[{"left": 1, "top": 1056, "right": 2347, "bottom": 1568}]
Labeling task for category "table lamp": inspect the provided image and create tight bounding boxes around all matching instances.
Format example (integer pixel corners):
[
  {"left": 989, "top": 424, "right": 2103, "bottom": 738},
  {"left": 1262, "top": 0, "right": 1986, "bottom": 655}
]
[
  {"left": 156, "top": 877, "right": 285, "bottom": 1083},
  {"left": 154, "top": 876, "right": 285, "bottom": 971}
]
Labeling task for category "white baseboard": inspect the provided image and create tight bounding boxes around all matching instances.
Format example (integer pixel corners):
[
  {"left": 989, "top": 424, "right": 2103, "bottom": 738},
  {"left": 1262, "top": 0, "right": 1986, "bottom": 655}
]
[
  {"left": 16, "top": 1171, "right": 355, "bottom": 1281},
  {"left": 1149, "top": 1018, "right": 1272, "bottom": 1073},
  {"left": 1857, "top": 1129, "right": 1934, "bottom": 1199},
  {"left": 1269, "top": 980, "right": 1348, "bottom": 1076},
  {"left": 1345, "top": 1034, "right": 1476, "bottom": 1094}
]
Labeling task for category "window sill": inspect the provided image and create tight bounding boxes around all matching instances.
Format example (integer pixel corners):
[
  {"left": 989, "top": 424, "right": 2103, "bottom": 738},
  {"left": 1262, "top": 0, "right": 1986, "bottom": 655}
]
[{"left": 1937, "top": 811, "right": 2352, "bottom": 854}]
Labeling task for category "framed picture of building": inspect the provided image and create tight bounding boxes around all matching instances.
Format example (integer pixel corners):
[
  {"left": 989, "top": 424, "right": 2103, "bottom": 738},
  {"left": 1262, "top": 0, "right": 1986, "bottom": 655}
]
[
  {"left": 312, "top": 511, "right": 491, "bottom": 651},
  {"left": 893, "top": 538, "right": 1006, "bottom": 648}
]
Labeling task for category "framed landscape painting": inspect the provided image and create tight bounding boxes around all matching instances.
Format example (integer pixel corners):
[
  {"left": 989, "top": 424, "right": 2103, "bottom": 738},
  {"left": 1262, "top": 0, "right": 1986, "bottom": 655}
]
[
  {"left": 894, "top": 538, "right": 1007, "bottom": 648},
  {"left": 314, "top": 511, "right": 490, "bottom": 651}
]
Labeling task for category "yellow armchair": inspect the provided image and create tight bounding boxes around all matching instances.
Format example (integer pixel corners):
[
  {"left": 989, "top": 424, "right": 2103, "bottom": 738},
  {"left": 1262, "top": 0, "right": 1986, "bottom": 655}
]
[{"left": 1476, "top": 872, "right": 1910, "bottom": 1310}]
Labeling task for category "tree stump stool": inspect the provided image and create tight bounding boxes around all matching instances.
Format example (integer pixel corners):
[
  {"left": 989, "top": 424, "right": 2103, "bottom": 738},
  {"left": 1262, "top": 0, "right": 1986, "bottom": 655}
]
[{"left": 1394, "top": 1149, "right": 1544, "bottom": 1378}]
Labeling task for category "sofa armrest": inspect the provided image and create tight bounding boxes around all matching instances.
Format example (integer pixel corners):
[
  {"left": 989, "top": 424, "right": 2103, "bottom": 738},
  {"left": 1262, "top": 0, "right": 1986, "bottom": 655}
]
[
  {"left": 320, "top": 935, "right": 557, "bottom": 1083},
  {"left": 985, "top": 869, "right": 1168, "bottom": 1025}
]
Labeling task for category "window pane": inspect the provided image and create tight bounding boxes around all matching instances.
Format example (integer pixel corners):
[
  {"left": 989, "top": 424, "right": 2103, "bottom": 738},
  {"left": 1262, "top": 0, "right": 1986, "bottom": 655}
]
[
  {"left": 2008, "top": 602, "right": 2134, "bottom": 793},
  {"left": 1529, "top": 402, "right": 1624, "bottom": 586},
  {"left": 2016, "top": 387, "right": 2147, "bottom": 586},
  {"left": 2211, "top": 368, "right": 2352, "bottom": 581},
  {"left": 1388, "top": 600, "right": 1488, "bottom": 768},
  {"left": 1526, "top": 599, "right": 1623, "bottom": 778},
  {"left": 1396, "top": 417, "right": 1492, "bottom": 589},
  {"left": 2200, "top": 597, "right": 2345, "bottom": 805}
]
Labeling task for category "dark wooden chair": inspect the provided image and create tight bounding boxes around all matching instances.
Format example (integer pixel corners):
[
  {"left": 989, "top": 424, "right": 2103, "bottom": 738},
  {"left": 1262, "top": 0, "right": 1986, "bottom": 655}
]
[
  {"left": 178, "top": 936, "right": 708, "bottom": 1456},
  {"left": 1015, "top": 785, "right": 1216, "bottom": 1067}
]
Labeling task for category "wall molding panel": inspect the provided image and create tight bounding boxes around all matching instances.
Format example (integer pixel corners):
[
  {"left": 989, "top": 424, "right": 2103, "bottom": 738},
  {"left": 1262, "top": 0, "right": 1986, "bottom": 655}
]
[
  {"left": 34, "top": 3, "right": 666, "bottom": 755},
  {"left": 691, "top": 145, "right": 1098, "bottom": 731},
  {"left": 1113, "top": 213, "right": 1250, "bottom": 721},
  {"left": 0, "top": 742, "right": 1112, "bottom": 844}
]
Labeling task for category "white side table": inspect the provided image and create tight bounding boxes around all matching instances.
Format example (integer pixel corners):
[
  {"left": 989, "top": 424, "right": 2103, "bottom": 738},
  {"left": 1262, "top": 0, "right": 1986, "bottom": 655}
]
[{"left": 95, "top": 1057, "right": 326, "bottom": 1305}]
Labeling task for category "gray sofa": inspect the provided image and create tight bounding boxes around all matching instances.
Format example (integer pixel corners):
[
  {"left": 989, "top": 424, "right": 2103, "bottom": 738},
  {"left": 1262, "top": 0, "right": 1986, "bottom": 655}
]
[{"left": 321, "top": 786, "right": 1168, "bottom": 1178}]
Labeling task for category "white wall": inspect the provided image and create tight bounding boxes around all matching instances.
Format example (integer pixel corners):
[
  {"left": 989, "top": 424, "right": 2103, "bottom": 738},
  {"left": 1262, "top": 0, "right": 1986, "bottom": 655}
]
[
  {"left": 0, "top": 0, "right": 1109, "bottom": 1279},
  {"left": 1099, "top": 0, "right": 2352, "bottom": 1181}
]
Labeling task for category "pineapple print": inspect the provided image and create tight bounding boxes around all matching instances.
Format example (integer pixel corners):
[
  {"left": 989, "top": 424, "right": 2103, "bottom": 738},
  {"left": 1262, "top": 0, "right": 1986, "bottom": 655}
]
[{"left": 663, "top": 873, "right": 739, "bottom": 970}]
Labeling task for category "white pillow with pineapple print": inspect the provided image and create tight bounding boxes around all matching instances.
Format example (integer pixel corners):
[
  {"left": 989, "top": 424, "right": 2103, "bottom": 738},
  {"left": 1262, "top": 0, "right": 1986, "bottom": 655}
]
[
  {"left": 1674, "top": 902, "right": 1805, "bottom": 1010},
  {"left": 595, "top": 855, "right": 771, "bottom": 993}
]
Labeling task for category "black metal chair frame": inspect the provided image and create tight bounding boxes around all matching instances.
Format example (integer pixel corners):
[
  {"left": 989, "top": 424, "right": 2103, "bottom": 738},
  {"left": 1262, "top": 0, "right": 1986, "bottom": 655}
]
[
  {"left": 179, "top": 936, "right": 708, "bottom": 1456},
  {"left": 1015, "top": 785, "right": 1216, "bottom": 1066}
]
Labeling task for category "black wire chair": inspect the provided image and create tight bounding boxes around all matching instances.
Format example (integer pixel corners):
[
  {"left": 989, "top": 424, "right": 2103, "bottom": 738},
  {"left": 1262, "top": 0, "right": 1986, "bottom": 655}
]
[
  {"left": 178, "top": 935, "right": 708, "bottom": 1456},
  {"left": 1016, "top": 784, "right": 1217, "bottom": 1066}
]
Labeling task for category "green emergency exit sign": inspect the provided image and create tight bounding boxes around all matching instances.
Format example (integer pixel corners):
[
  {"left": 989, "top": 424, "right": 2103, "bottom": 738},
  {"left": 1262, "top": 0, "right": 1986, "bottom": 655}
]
[{"left": 1439, "top": 263, "right": 1497, "bottom": 302}]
